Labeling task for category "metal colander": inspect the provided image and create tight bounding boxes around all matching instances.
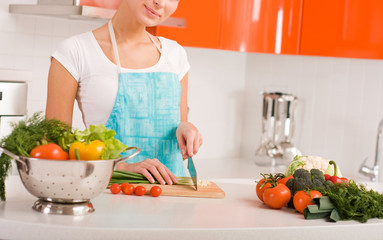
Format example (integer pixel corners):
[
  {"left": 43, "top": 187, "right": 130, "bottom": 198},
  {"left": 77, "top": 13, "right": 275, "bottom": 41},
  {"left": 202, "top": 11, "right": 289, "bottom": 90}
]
[{"left": 0, "top": 146, "right": 140, "bottom": 203}]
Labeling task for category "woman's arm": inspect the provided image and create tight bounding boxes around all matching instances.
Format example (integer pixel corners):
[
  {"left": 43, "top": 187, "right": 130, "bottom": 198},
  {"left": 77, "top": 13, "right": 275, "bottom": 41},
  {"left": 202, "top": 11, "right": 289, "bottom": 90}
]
[
  {"left": 180, "top": 73, "right": 188, "bottom": 121},
  {"left": 177, "top": 73, "right": 203, "bottom": 159},
  {"left": 45, "top": 58, "right": 78, "bottom": 126}
]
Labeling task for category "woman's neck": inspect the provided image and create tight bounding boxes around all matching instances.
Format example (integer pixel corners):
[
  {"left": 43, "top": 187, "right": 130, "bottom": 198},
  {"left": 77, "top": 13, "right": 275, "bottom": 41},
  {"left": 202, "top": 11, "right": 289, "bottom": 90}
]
[{"left": 111, "top": 2, "right": 149, "bottom": 43}]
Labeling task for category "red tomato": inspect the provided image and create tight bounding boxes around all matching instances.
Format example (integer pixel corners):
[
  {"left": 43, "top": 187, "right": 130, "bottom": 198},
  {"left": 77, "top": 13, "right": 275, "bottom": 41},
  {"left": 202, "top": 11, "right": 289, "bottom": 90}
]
[
  {"left": 263, "top": 183, "right": 291, "bottom": 209},
  {"left": 293, "top": 190, "right": 322, "bottom": 214},
  {"left": 150, "top": 186, "right": 162, "bottom": 197},
  {"left": 121, "top": 183, "right": 135, "bottom": 195},
  {"left": 30, "top": 143, "right": 69, "bottom": 160},
  {"left": 110, "top": 184, "right": 121, "bottom": 194},
  {"left": 329, "top": 176, "right": 343, "bottom": 184},
  {"left": 340, "top": 177, "right": 349, "bottom": 186},
  {"left": 256, "top": 178, "right": 272, "bottom": 202},
  {"left": 134, "top": 186, "right": 146, "bottom": 196},
  {"left": 324, "top": 174, "right": 331, "bottom": 181},
  {"left": 277, "top": 175, "right": 294, "bottom": 185}
]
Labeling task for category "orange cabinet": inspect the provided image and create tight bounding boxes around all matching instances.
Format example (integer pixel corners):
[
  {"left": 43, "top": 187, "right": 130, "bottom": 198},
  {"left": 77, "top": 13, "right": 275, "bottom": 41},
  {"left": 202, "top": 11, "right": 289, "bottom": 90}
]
[
  {"left": 300, "top": 0, "right": 383, "bottom": 59},
  {"left": 156, "top": 0, "right": 224, "bottom": 49},
  {"left": 158, "top": 0, "right": 303, "bottom": 54},
  {"left": 220, "top": 0, "right": 303, "bottom": 54}
]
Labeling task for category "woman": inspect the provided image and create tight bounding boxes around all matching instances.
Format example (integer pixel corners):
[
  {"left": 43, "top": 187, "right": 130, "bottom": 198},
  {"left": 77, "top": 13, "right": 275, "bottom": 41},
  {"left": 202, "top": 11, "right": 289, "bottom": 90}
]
[{"left": 45, "top": 0, "right": 203, "bottom": 185}]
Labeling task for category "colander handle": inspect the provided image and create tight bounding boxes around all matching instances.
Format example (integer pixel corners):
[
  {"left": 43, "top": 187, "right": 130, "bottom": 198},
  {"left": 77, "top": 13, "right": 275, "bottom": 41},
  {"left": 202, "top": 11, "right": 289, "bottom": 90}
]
[
  {"left": 113, "top": 146, "right": 141, "bottom": 170},
  {"left": 0, "top": 147, "right": 28, "bottom": 168}
]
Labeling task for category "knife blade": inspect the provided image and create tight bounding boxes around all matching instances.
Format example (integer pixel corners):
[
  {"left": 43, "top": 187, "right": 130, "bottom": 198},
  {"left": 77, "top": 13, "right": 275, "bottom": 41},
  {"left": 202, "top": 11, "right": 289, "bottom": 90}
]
[{"left": 187, "top": 156, "right": 198, "bottom": 190}]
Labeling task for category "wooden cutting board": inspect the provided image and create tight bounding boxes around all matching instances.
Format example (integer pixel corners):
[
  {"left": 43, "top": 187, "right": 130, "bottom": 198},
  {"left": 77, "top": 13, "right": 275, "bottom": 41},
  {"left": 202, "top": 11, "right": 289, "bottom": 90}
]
[{"left": 132, "top": 181, "right": 225, "bottom": 199}]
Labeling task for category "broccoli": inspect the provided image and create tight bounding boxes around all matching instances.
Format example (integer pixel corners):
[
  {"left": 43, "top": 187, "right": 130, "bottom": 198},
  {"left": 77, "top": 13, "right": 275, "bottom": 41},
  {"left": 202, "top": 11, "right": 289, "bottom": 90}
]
[
  {"left": 323, "top": 179, "right": 335, "bottom": 189},
  {"left": 285, "top": 168, "right": 334, "bottom": 208},
  {"left": 312, "top": 178, "right": 324, "bottom": 188},
  {"left": 310, "top": 169, "right": 325, "bottom": 183},
  {"left": 293, "top": 168, "right": 311, "bottom": 180}
]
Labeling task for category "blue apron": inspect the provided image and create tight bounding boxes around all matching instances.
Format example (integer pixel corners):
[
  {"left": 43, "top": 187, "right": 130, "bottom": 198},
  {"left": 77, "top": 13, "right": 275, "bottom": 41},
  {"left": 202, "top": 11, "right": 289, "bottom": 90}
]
[{"left": 105, "top": 21, "right": 186, "bottom": 176}]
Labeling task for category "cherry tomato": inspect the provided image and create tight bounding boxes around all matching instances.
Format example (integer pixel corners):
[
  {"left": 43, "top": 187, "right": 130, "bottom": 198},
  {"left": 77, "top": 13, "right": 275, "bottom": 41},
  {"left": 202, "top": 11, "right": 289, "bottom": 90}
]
[
  {"left": 110, "top": 184, "right": 121, "bottom": 194},
  {"left": 293, "top": 190, "right": 322, "bottom": 214},
  {"left": 134, "top": 186, "right": 146, "bottom": 196},
  {"left": 277, "top": 175, "right": 294, "bottom": 185},
  {"left": 150, "top": 186, "right": 162, "bottom": 197},
  {"left": 324, "top": 174, "right": 331, "bottom": 181},
  {"left": 30, "top": 143, "right": 69, "bottom": 160},
  {"left": 256, "top": 178, "right": 272, "bottom": 202},
  {"left": 263, "top": 183, "right": 291, "bottom": 209},
  {"left": 121, "top": 183, "right": 135, "bottom": 195},
  {"left": 329, "top": 176, "right": 343, "bottom": 185}
]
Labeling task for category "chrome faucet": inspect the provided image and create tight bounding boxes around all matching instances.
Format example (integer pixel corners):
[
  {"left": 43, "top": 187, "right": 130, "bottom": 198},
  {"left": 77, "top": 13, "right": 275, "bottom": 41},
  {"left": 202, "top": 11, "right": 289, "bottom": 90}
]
[{"left": 359, "top": 119, "right": 383, "bottom": 182}]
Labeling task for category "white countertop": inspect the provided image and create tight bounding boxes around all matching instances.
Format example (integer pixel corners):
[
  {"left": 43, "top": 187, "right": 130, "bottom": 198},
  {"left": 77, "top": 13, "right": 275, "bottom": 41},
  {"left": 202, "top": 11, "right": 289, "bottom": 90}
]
[{"left": 1, "top": 158, "right": 383, "bottom": 240}]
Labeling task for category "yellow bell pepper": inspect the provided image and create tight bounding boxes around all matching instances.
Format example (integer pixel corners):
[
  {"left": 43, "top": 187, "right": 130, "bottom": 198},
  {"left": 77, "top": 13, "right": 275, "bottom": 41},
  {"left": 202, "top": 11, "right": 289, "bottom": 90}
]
[{"left": 69, "top": 140, "right": 105, "bottom": 160}]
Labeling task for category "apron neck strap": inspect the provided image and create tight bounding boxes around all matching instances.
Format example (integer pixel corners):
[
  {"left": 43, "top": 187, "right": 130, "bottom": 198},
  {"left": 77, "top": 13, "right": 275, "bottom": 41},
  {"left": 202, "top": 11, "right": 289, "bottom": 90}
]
[
  {"left": 108, "top": 21, "right": 162, "bottom": 74},
  {"left": 108, "top": 21, "right": 122, "bottom": 73}
]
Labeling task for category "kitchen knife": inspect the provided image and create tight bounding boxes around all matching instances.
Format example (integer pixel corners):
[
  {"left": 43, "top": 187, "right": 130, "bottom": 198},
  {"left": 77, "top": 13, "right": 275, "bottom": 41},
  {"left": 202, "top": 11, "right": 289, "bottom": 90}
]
[{"left": 187, "top": 156, "right": 198, "bottom": 190}]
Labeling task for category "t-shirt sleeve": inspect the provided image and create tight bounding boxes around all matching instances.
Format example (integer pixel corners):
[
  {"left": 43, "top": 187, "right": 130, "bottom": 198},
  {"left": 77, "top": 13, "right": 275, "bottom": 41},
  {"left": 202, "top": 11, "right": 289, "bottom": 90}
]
[
  {"left": 178, "top": 45, "right": 190, "bottom": 80},
  {"left": 163, "top": 38, "right": 191, "bottom": 80},
  {"left": 51, "top": 36, "right": 82, "bottom": 82}
]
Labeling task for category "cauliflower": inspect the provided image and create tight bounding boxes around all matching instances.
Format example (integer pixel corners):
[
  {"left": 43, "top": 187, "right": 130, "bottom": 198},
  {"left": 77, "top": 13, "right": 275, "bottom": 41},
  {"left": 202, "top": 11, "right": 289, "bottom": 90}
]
[{"left": 285, "top": 155, "right": 342, "bottom": 177}]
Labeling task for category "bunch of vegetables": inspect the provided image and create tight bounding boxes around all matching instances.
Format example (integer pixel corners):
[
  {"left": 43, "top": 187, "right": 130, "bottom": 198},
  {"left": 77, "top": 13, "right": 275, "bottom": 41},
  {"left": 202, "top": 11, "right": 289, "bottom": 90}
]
[
  {"left": 0, "top": 112, "right": 128, "bottom": 201},
  {"left": 256, "top": 155, "right": 383, "bottom": 223}
]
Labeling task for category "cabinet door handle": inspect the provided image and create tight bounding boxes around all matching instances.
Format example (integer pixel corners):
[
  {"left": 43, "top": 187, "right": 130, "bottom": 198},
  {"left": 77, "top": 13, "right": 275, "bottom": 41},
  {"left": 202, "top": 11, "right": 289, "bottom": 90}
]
[{"left": 0, "top": 92, "right": 2, "bottom": 101}]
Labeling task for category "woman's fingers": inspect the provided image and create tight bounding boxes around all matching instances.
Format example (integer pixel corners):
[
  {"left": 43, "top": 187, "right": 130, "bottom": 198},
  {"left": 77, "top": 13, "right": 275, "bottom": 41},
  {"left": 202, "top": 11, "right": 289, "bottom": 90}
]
[
  {"left": 166, "top": 167, "right": 178, "bottom": 184},
  {"left": 144, "top": 159, "right": 175, "bottom": 185},
  {"left": 139, "top": 168, "right": 156, "bottom": 184},
  {"left": 154, "top": 164, "right": 175, "bottom": 185},
  {"left": 119, "top": 160, "right": 176, "bottom": 185},
  {"left": 176, "top": 131, "right": 187, "bottom": 157},
  {"left": 186, "top": 132, "right": 195, "bottom": 157},
  {"left": 193, "top": 134, "right": 201, "bottom": 155}
]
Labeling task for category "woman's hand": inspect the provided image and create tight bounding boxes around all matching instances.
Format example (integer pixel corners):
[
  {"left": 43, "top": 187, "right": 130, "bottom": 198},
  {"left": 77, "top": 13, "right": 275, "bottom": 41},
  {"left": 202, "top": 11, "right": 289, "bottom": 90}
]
[
  {"left": 116, "top": 159, "right": 177, "bottom": 185},
  {"left": 176, "top": 121, "right": 203, "bottom": 159}
]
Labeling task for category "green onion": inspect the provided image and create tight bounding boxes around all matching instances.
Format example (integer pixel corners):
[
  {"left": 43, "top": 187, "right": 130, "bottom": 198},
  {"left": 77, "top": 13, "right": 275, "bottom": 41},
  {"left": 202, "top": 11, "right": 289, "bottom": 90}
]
[{"left": 108, "top": 170, "right": 194, "bottom": 186}]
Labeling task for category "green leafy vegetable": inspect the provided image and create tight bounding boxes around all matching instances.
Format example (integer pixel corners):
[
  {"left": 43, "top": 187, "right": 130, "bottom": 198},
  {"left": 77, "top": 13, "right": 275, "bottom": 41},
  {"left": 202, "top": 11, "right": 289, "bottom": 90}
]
[
  {"left": 72, "top": 124, "right": 127, "bottom": 160},
  {"left": 316, "top": 181, "right": 383, "bottom": 223},
  {"left": 0, "top": 112, "right": 71, "bottom": 201}
]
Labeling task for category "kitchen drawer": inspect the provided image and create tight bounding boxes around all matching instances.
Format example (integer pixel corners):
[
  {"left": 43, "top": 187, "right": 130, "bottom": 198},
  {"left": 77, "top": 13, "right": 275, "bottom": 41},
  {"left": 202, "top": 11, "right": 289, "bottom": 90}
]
[{"left": 0, "top": 82, "right": 27, "bottom": 116}]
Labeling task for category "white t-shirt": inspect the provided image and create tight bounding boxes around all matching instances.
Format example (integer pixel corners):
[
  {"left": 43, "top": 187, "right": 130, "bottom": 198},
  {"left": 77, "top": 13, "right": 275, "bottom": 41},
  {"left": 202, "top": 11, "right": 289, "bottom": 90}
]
[{"left": 51, "top": 31, "right": 190, "bottom": 127}]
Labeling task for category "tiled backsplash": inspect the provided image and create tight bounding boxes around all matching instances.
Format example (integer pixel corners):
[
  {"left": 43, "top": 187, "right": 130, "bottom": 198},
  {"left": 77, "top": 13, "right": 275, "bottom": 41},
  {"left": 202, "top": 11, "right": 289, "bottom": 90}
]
[{"left": 2, "top": 1, "right": 383, "bottom": 179}]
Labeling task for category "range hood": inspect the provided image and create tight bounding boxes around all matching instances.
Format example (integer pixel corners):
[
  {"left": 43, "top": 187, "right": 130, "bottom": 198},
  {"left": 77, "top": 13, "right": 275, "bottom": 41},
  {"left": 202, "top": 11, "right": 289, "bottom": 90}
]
[{"left": 9, "top": 0, "right": 185, "bottom": 27}]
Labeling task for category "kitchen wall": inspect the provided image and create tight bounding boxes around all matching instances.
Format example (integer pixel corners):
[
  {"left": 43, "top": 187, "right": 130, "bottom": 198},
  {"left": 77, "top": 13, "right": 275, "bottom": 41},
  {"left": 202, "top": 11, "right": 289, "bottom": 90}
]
[
  {"left": 241, "top": 53, "right": 383, "bottom": 179},
  {"left": 1, "top": 0, "right": 383, "bottom": 179},
  {"left": 0, "top": 0, "right": 102, "bottom": 130}
]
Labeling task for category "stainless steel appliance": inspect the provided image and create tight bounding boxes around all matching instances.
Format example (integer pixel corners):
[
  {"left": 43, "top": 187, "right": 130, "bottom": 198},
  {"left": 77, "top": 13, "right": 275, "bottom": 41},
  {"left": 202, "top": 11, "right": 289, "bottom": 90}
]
[
  {"left": 255, "top": 92, "right": 301, "bottom": 166},
  {"left": 0, "top": 81, "right": 28, "bottom": 140}
]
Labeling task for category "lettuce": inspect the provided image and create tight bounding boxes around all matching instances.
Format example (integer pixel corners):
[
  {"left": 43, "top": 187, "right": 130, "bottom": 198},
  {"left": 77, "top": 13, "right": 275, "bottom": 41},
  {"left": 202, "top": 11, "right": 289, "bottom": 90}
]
[{"left": 73, "top": 124, "right": 127, "bottom": 160}]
